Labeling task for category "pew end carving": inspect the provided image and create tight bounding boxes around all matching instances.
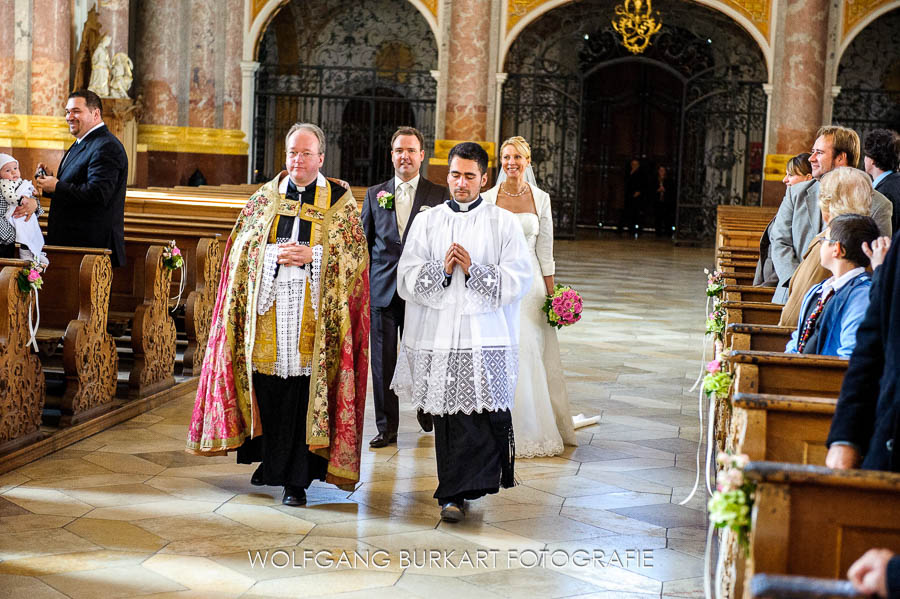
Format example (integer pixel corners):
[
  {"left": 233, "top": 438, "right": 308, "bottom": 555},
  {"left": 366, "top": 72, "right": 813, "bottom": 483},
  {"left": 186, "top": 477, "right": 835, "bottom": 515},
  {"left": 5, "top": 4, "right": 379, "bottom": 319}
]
[{"left": 0, "top": 263, "right": 46, "bottom": 455}]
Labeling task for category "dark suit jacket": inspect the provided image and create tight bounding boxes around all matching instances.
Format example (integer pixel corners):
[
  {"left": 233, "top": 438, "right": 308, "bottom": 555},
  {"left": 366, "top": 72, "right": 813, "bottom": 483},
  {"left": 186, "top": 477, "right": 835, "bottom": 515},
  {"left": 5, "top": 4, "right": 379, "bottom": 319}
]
[
  {"left": 361, "top": 175, "right": 448, "bottom": 308},
  {"left": 47, "top": 124, "right": 128, "bottom": 267},
  {"left": 826, "top": 229, "right": 900, "bottom": 472},
  {"left": 876, "top": 171, "right": 900, "bottom": 234}
]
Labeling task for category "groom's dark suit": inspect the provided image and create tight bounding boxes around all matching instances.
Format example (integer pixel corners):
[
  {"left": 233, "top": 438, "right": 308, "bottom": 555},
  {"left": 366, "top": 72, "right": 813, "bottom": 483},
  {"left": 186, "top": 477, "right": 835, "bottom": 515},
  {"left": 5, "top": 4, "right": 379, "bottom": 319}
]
[
  {"left": 362, "top": 175, "right": 448, "bottom": 437},
  {"left": 46, "top": 124, "right": 128, "bottom": 267}
]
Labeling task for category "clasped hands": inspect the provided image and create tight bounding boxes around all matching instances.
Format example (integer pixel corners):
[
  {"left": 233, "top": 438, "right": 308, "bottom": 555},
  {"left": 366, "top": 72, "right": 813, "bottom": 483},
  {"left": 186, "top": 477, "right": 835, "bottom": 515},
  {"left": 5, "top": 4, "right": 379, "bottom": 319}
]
[
  {"left": 277, "top": 241, "right": 313, "bottom": 267},
  {"left": 444, "top": 243, "right": 471, "bottom": 276}
]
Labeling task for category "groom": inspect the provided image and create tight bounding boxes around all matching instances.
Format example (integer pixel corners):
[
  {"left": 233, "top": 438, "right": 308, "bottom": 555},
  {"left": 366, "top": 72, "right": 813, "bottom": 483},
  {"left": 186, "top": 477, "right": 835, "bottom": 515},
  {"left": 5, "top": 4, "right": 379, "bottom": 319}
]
[{"left": 361, "top": 126, "right": 448, "bottom": 447}]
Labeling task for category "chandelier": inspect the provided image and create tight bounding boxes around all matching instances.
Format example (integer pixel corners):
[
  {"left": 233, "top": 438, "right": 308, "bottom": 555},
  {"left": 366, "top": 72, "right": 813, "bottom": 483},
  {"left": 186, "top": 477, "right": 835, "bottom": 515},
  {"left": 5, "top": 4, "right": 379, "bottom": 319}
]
[{"left": 611, "top": 0, "right": 663, "bottom": 54}]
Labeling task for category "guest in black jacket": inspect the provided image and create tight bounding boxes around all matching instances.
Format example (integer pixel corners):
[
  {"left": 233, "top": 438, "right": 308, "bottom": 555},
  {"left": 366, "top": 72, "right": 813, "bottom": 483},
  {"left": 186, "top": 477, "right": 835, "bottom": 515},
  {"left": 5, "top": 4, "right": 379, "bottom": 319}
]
[
  {"left": 825, "top": 229, "right": 900, "bottom": 472},
  {"left": 35, "top": 89, "right": 127, "bottom": 267},
  {"left": 361, "top": 126, "right": 448, "bottom": 448},
  {"left": 864, "top": 129, "right": 900, "bottom": 234}
]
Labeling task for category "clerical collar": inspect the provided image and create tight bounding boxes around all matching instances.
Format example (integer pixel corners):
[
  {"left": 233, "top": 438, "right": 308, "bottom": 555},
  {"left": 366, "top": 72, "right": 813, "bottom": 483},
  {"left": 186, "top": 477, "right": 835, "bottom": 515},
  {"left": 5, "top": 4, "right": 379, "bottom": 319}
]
[
  {"left": 447, "top": 196, "right": 483, "bottom": 213},
  {"left": 278, "top": 171, "right": 327, "bottom": 194}
]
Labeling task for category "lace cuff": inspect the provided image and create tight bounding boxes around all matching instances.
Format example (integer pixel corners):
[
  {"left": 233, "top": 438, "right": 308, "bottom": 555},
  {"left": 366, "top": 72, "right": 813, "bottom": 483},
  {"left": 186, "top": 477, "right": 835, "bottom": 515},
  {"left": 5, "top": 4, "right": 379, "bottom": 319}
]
[
  {"left": 465, "top": 263, "right": 501, "bottom": 311},
  {"left": 309, "top": 245, "right": 323, "bottom": 319},
  {"left": 256, "top": 244, "right": 280, "bottom": 315},
  {"left": 413, "top": 260, "right": 448, "bottom": 308}
]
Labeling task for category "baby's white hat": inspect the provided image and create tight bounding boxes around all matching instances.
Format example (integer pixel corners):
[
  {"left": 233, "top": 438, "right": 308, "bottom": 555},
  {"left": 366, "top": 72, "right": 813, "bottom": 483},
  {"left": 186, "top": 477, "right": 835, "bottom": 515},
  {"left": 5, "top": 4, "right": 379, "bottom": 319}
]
[{"left": 0, "top": 153, "right": 17, "bottom": 169}]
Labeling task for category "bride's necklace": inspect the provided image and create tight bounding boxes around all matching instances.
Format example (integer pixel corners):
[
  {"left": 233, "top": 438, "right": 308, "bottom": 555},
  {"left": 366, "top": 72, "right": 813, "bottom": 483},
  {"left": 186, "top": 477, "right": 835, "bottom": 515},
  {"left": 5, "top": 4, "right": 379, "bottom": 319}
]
[{"left": 501, "top": 182, "right": 528, "bottom": 197}]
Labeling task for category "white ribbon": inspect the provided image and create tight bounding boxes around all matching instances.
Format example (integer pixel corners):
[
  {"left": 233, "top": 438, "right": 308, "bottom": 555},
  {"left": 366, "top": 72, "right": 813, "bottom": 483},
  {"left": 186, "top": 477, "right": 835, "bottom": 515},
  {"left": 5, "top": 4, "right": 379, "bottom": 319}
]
[
  {"left": 170, "top": 266, "right": 186, "bottom": 312},
  {"left": 26, "top": 288, "right": 40, "bottom": 352}
]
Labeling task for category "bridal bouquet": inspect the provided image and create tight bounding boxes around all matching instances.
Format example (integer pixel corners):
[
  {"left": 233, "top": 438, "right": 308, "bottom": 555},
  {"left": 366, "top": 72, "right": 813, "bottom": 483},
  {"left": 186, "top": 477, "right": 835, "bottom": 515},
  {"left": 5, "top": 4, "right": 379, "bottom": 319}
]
[{"left": 543, "top": 284, "right": 583, "bottom": 328}]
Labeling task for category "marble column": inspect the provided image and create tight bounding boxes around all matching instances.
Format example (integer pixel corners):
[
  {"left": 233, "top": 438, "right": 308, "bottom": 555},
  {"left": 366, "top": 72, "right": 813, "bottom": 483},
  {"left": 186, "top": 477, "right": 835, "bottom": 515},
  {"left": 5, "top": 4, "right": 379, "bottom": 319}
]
[
  {"left": 30, "top": 0, "right": 70, "bottom": 116},
  {"left": 444, "top": 0, "right": 491, "bottom": 140},
  {"left": 135, "top": 0, "right": 179, "bottom": 126},
  {"left": 766, "top": 0, "right": 830, "bottom": 155},
  {"left": 222, "top": 0, "right": 244, "bottom": 130},
  {"left": 97, "top": 0, "right": 130, "bottom": 56},
  {"left": 189, "top": 0, "right": 216, "bottom": 128},
  {"left": 0, "top": 8, "right": 15, "bottom": 113}
]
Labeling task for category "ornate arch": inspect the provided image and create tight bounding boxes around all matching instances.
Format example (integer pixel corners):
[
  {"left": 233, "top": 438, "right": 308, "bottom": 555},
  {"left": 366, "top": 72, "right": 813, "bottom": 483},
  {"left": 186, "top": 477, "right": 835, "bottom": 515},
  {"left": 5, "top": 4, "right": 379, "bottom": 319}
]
[
  {"left": 501, "top": 0, "right": 772, "bottom": 79},
  {"left": 244, "top": 0, "right": 439, "bottom": 61},
  {"left": 836, "top": 1, "right": 900, "bottom": 73}
]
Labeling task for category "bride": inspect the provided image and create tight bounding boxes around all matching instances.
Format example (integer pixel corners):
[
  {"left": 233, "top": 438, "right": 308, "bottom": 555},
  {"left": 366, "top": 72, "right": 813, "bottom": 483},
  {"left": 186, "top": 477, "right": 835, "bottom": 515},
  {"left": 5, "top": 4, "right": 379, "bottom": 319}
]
[{"left": 482, "top": 136, "right": 577, "bottom": 458}]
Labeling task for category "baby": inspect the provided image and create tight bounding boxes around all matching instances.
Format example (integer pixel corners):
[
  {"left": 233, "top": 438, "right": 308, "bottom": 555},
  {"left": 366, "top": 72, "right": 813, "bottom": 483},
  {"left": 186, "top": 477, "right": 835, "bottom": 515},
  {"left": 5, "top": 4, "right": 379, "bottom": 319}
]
[{"left": 0, "top": 153, "right": 47, "bottom": 264}]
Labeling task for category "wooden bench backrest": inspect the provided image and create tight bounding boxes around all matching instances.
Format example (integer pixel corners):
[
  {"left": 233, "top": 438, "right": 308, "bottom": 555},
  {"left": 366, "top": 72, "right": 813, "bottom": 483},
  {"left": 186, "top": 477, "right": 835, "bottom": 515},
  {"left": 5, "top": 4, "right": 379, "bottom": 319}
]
[{"left": 40, "top": 246, "right": 110, "bottom": 329}]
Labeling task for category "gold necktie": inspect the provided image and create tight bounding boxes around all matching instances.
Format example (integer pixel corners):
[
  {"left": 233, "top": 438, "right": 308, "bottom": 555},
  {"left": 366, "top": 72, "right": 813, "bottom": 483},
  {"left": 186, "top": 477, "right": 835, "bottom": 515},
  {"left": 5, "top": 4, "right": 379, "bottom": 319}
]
[{"left": 396, "top": 182, "right": 413, "bottom": 238}]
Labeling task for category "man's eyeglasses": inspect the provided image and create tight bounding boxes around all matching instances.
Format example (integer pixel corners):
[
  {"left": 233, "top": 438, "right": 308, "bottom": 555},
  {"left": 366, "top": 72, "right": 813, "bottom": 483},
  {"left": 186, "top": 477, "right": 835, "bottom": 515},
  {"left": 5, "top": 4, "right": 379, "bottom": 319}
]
[{"left": 288, "top": 151, "right": 320, "bottom": 161}]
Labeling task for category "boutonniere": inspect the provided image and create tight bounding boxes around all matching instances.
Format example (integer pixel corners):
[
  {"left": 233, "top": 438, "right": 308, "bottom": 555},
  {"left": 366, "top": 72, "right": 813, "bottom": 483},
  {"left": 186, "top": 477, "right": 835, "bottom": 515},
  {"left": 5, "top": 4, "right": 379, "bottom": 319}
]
[{"left": 376, "top": 190, "right": 394, "bottom": 210}]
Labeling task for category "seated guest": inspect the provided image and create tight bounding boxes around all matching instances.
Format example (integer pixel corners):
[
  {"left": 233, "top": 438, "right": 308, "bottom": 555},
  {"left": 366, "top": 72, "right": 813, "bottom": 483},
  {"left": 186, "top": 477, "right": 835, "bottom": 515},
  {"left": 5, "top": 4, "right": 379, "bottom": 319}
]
[
  {"left": 754, "top": 153, "right": 813, "bottom": 287},
  {"left": 778, "top": 167, "right": 875, "bottom": 327},
  {"left": 825, "top": 226, "right": 900, "bottom": 472},
  {"left": 785, "top": 214, "right": 880, "bottom": 357},
  {"left": 848, "top": 548, "right": 900, "bottom": 599}
]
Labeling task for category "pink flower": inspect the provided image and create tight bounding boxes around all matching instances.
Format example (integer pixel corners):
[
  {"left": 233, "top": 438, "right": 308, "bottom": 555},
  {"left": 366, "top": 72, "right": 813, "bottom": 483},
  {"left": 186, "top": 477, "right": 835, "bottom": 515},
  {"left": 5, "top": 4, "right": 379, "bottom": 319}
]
[
  {"left": 27, "top": 270, "right": 40, "bottom": 282},
  {"left": 563, "top": 298, "right": 574, "bottom": 311},
  {"left": 376, "top": 191, "right": 388, "bottom": 199},
  {"left": 172, "top": 247, "right": 181, "bottom": 256},
  {"left": 706, "top": 360, "right": 721, "bottom": 374}
]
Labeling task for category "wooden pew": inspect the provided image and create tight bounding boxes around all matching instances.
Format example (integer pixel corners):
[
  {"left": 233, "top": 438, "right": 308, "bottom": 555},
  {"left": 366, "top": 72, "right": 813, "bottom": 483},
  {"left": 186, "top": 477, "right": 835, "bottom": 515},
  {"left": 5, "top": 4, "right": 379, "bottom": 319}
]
[
  {"left": 123, "top": 231, "right": 221, "bottom": 377},
  {"left": 720, "top": 351, "right": 848, "bottom": 456},
  {"left": 38, "top": 246, "right": 117, "bottom": 427},
  {"left": 731, "top": 392, "right": 835, "bottom": 465},
  {"left": 728, "top": 324, "right": 793, "bottom": 352},
  {"left": 112, "top": 239, "right": 176, "bottom": 398},
  {"left": 0, "top": 261, "right": 46, "bottom": 455},
  {"left": 725, "top": 285, "right": 775, "bottom": 304},
  {"left": 723, "top": 300, "right": 784, "bottom": 327},
  {"left": 749, "top": 573, "right": 863, "bottom": 599},
  {"left": 745, "top": 463, "right": 900, "bottom": 595}
]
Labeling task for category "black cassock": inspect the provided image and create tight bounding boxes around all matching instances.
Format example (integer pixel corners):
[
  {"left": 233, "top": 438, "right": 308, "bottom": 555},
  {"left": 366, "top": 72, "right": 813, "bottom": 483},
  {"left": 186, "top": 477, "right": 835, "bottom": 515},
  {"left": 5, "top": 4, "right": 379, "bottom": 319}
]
[{"left": 432, "top": 408, "right": 516, "bottom": 506}]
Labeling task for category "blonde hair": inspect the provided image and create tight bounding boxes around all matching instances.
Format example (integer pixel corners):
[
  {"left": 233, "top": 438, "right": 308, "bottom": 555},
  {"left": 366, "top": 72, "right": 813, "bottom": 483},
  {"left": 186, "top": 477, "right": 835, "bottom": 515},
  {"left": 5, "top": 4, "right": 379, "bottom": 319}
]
[
  {"left": 500, "top": 136, "right": 531, "bottom": 162},
  {"left": 816, "top": 125, "right": 860, "bottom": 167},
  {"left": 818, "top": 166, "right": 873, "bottom": 219}
]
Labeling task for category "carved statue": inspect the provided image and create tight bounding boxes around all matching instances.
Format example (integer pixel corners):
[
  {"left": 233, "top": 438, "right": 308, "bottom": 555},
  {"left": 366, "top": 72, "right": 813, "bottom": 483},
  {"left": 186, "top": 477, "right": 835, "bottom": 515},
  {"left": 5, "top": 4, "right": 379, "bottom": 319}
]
[
  {"left": 109, "top": 53, "right": 134, "bottom": 99},
  {"left": 73, "top": 7, "right": 103, "bottom": 92},
  {"left": 88, "top": 35, "right": 112, "bottom": 97}
]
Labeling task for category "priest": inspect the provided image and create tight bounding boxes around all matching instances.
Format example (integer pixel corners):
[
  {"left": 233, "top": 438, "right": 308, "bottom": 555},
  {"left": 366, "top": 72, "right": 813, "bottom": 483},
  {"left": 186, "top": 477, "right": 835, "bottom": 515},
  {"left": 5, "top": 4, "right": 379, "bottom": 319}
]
[
  {"left": 186, "top": 123, "right": 370, "bottom": 506},
  {"left": 392, "top": 142, "right": 532, "bottom": 522}
]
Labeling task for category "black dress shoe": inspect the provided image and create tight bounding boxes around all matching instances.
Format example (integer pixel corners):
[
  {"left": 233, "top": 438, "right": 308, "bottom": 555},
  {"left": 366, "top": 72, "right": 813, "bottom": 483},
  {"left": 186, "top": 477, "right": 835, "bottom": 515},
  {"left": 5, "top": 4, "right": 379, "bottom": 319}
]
[
  {"left": 368, "top": 432, "right": 397, "bottom": 448},
  {"left": 282, "top": 486, "right": 307, "bottom": 506},
  {"left": 440, "top": 501, "right": 465, "bottom": 523},
  {"left": 250, "top": 464, "right": 265, "bottom": 486},
  {"left": 416, "top": 409, "right": 434, "bottom": 433}
]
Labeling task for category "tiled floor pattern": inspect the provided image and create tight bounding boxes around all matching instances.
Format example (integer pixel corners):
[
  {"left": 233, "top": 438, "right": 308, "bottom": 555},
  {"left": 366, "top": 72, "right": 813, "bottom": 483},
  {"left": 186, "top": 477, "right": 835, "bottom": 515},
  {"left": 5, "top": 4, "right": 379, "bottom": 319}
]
[{"left": 0, "top": 237, "right": 713, "bottom": 598}]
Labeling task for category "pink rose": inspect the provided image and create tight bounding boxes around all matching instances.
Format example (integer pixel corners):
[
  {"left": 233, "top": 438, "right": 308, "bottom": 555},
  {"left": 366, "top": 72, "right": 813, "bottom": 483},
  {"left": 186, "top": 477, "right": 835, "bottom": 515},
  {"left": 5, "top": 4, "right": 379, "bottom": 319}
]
[
  {"left": 172, "top": 247, "right": 181, "bottom": 256},
  {"left": 563, "top": 299, "right": 574, "bottom": 311},
  {"left": 376, "top": 191, "right": 388, "bottom": 199},
  {"left": 706, "top": 360, "right": 721, "bottom": 374},
  {"left": 27, "top": 270, "right": 40, "bottom": 282}
]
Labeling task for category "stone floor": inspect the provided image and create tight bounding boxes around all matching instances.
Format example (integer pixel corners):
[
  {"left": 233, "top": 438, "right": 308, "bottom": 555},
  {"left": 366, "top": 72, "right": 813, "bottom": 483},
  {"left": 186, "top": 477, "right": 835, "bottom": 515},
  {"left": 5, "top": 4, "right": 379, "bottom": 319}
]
[{"left": 0, "top": 237, "right": 714, "bottom": 599}]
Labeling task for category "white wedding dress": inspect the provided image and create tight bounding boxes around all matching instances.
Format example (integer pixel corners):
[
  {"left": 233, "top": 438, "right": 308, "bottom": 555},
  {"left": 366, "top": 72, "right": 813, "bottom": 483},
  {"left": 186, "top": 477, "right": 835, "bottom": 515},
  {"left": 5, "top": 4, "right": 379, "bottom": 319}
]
[{"left": 511, "top": 211, "right": 577, "bottom": 457}]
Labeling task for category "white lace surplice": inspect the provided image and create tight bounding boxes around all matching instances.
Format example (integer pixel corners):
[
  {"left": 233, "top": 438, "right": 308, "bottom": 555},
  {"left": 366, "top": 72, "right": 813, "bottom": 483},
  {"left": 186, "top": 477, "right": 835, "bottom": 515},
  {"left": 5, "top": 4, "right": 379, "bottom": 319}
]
[
  {"left": 254, "top": 215, "right": 323, "bottom": 378},
  {"left": 392, "top": 201, "right": 533, "bottom": 416}
]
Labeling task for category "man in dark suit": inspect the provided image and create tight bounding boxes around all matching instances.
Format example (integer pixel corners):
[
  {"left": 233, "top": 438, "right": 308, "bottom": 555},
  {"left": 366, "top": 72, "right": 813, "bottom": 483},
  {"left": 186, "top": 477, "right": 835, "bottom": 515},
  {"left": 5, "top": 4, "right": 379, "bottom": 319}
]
[
  {"left": 36, "top": 89, "right": 128, "bottom": 267},
  {"left": 361, "top": 126, "right": 448, "bottom": 448},
  {"left": 825, "top": 230, "right": 900, "bottom": 473},
  {"left": 863, "top": 128, "right": 900, "bottom": 233}
]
